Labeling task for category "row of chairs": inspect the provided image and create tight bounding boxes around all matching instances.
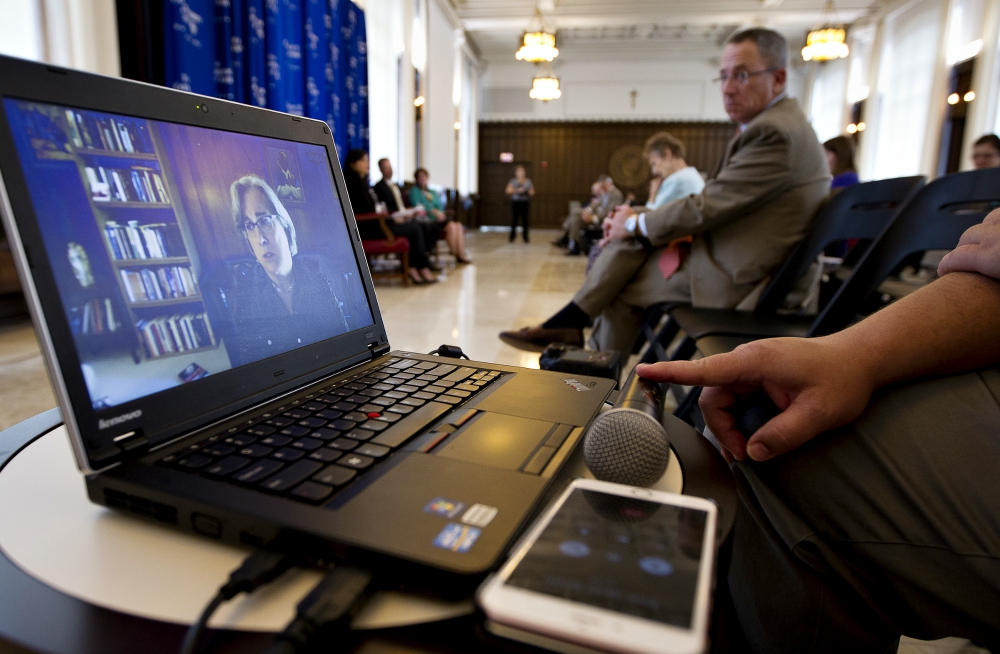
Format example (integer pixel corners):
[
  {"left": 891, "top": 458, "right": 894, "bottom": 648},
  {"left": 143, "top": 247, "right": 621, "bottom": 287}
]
[{"left": 634, "top": 167, "right": 1000, "bottom": 424}]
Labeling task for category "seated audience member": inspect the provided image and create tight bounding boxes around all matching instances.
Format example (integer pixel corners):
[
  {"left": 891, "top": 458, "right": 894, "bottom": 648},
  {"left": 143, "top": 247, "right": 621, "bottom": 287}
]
[
  {"left": 566, "top": 175, "right": 623, "bottom": 256},
  {"left": 972, "top": 133, "right": 1000, "bottom": 169},
  {"left": 343, "top": 149, "right": 437, "bottom": 284},
  {"left": 556, "top": 182, "right": 602, "bottom": 248},
  {"left": 645, "top": 173, "right": 664, "bottom": 208},
  {"left": 500, "top": 28, "right": 830, "bottom": 354},
  {"left": 638, "top": 209, "right": 1000, "bottom": 653},
  {"left": 643, "top": 131, "right": 706, "bottom": 208},
  {"left": 409, "top": 168, "right": 471, "bottom": 264},
  {"left": 824, "top": 135, "right": 859, "bottom": 189},
  {"left": 372, "top": 158, "right": 440, "bottom": 270},
  {"left": 372, "top": 158, "right": 425, "bottom": 220},
  {"left": 587, "top": 132, "right": 706, "bottom": 271}
]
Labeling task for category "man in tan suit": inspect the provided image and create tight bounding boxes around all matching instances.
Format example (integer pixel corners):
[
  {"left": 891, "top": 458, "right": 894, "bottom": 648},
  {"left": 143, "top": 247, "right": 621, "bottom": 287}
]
[{"left": 501, "top": 28, "right": 831, "bottom": 355}]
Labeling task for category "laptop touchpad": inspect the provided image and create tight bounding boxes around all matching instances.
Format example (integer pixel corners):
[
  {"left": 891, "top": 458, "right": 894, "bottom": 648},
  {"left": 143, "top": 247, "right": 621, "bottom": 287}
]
[{"left": 435, "top": 413, "right": 554, "bottom": 471}]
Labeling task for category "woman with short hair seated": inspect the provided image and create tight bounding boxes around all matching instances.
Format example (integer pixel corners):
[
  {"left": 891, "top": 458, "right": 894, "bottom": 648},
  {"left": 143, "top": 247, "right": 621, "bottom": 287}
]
[
  {"left": 343, "top": 149, "right": 437, "bottom": 284},
  {"left": 409, "top": 167, "right": 470, "bottom": 264}
]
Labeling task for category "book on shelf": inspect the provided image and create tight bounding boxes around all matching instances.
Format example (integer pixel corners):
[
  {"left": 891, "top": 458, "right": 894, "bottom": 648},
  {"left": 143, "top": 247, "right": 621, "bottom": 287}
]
[
  {"left": 84, "top": 164, "right": 169, "bottom": 204},
  {"left": 69, "top": 298, "right": 119, "bottom": 335},
  {"left": 119, "top": 265, "right": 199, "bottom": 303},
  {"left": 178, "top": 362, "right": 209, "bottom": 382},
  {"left": 64, "top": 110, "right": 154, "bottom": 154},
  {"left": 105, "top": 221, "right": 185, "bottom": 260},
  {"left": 136, "top": 313, "right": 215, "bottom": 358}
]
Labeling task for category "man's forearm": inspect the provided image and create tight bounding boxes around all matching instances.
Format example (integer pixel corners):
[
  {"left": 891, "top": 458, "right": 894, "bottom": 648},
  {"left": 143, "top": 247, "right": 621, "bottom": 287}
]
[{"left": 828, "top": 272, "right": 1000, "bottom": 389}]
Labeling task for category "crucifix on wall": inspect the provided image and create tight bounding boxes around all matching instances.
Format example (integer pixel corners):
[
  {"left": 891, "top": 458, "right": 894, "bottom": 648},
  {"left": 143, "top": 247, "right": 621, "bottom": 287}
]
[{"left": 630, "top": 89, "right": 638, "bottom": 110}]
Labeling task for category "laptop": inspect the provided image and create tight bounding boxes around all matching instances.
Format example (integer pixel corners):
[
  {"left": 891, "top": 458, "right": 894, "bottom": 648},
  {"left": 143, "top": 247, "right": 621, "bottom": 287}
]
[{"left": 0, "top": 55, "right": 614, "bottom": 579}]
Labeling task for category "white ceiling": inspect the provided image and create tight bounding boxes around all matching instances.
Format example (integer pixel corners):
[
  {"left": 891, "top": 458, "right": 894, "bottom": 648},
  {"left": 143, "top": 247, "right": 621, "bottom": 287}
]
[{"left": 448, "top": 0, "right": 880, "bottom": 62}]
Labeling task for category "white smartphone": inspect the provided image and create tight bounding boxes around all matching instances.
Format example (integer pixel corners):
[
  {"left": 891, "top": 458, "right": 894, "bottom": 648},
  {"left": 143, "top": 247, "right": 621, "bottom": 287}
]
[{"left": 478, "top": 478, "right": 718, "bottom": 654}]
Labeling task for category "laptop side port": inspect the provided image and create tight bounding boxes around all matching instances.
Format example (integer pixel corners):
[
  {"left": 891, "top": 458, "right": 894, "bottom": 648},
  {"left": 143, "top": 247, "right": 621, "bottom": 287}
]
[
  {"left": 191, "top": 513, "right": 223, "bottom": 538},
  {"left": 103, "top": 488, "right": 178, "bottom": 524}
]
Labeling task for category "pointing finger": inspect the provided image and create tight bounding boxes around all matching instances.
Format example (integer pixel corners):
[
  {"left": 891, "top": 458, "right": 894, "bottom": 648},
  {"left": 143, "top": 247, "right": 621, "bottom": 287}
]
[{"left": 637, "top": 352, "right": 759, "bottom": 388}]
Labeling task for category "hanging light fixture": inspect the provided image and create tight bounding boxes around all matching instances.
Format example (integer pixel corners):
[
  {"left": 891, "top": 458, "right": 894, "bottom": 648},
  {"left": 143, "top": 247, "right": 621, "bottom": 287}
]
[
  {"left": 516, "top": 9, "right": 559, "bottom": 62},
  {"left": 801, "top": 1, "right": 850, "bottom": 62},
  {"left": 529, "top": 62, "right": 562, "bottom": 101}
]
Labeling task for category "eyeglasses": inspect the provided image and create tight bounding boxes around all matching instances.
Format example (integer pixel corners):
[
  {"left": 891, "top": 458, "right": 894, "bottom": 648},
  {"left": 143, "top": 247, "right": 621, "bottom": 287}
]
[
  {"left": 714, "top": 68, "right": 778, "bottom": 85},
  {"left": 241, "top": 214, "right": 280, "bottom": 237}
]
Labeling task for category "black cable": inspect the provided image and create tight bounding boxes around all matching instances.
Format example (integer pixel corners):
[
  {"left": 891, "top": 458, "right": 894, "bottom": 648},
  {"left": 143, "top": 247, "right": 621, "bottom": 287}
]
[
  {"left": 428, "top": 344, "right": 470, "bottom": 360},
  {"left": 263, "top": 566, "right": 374, "bottom": 654},
  {"left": 178, "top": 593, "right": 226, "bottom": 654},
  {"left": 178, "top": 549, "right": 296, "bottom": 654}
]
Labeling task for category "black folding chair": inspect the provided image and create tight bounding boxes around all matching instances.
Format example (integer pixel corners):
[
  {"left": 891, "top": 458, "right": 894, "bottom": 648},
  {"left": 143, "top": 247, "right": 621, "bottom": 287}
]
[
  {"left": 678, "top": 167, "right": 1000, "bottom": 422},
  {"left": 634, "top": 177, "right": 925, "bottom": 367},
  {"left": 634, "top": 176, "right": 925, "bottom": 413},
  {"left": 666, "top": 176, "right": 926, "bottom": 355}
]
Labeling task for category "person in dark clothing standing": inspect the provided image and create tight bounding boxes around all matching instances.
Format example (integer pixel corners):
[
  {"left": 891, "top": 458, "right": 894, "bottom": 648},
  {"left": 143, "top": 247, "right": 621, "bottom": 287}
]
[
  {"left": 344, "top": 149, "right": 437, "bottom": 284},
  {"left": 505, "top": 165, "right": 534, "bottom": 243}
]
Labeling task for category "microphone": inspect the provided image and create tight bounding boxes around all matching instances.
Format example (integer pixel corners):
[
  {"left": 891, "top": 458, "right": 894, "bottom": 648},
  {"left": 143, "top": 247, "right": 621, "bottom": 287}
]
[{"left": 583, "top": 368, "right": 670, "bottom": 487}]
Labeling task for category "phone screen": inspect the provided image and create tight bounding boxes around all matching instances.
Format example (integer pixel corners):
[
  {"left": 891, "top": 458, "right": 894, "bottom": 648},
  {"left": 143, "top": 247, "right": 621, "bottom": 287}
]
[{"left": 505, "top": 488, "right": 708, "bottom": 629}]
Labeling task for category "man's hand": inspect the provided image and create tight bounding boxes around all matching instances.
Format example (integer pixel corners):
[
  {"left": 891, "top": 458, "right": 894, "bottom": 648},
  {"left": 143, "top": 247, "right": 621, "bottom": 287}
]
[
  {"left": 636, "top": 337, "right": 876, "bottom": 462},
  {"left": 938, "top": 208, "right": 1000, "bottom": 280},
  {"left": 599, "top": 205, "right": 637, "bottom": 246},
  {"left": 581, "top": 208, "right": 595, "bottom": 224}
]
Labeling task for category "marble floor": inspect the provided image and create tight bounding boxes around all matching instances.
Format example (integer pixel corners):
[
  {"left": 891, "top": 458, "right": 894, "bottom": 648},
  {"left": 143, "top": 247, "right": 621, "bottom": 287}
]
[{"left": 0, "top": 228, "right": 988, "bottom": 653}]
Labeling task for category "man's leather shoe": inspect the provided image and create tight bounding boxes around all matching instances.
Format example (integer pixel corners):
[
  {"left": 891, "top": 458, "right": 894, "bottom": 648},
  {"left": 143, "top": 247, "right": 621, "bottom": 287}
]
[{"left": 499, "top": 326, "right": 584, "bottom": 352}]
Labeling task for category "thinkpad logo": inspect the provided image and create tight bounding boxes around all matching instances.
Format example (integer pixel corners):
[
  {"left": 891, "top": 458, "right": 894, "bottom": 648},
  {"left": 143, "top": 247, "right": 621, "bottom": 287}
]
[
  {"left": 98, "top": 409, "right": 143, "bottom": 430},
  {"left": 561, "top": 378, "right": 593, "bottom": 392}
]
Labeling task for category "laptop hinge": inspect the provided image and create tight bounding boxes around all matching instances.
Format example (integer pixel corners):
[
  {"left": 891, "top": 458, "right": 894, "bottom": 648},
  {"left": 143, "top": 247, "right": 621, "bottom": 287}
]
[
  {"left": 107, "top": 429, "right": 150, "bottom": 463},
  {"left": 369, "top": 343, "right": 391, "bottom": 358}
]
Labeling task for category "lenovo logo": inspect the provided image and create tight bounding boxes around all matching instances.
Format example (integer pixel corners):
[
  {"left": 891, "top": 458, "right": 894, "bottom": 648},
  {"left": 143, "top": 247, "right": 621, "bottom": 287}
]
[
  {"left": 561, "top": 378, "right": 593, "bottom": 392},
  {"left": 98, "top": 409, "right": 143, "bottom": 430}
]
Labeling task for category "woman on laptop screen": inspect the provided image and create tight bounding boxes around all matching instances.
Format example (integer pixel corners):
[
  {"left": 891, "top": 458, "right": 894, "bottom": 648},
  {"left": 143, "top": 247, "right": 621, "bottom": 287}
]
[{"left": 228, "top": 175, "right": 349, "bottom": 364}]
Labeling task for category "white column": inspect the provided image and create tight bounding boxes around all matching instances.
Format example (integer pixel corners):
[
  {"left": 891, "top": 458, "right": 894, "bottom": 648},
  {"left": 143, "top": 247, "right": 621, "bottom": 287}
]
[{"left": 962, "top": 0, "right": 1000, "bottom": 167}]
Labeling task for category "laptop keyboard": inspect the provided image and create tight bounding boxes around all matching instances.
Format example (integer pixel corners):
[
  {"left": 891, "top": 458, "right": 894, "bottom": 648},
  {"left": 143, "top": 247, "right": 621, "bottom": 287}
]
[{"left": 157, "top": 357, "right": 502, "bottom": 503}]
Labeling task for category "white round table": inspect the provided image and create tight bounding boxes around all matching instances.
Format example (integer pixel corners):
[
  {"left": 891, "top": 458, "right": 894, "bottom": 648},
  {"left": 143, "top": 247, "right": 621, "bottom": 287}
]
[{"left": 0, "top": 407, "right": 733, "bottom": 653}]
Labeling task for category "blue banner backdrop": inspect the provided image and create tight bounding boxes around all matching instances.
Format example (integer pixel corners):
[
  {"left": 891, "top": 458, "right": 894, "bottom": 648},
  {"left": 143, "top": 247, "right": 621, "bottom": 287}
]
[
  {"left": 330, "top": 0, "right": 349, "bottom": 160},
  {"left": 345, "top": 2, "right": 369, "bottom": 154},
  {"left": 164, "top": 0, "right": 367, "bottom": 162}
]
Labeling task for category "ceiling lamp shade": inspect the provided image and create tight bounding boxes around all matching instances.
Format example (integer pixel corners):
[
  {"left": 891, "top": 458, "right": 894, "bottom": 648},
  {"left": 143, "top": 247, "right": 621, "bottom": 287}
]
[
  {"left": 529, "top": 64, "right": 561, "bottom": 101},
  {"left": 801, "top": 1, "right": 850, "bottom": 62},
  {"left": 516, "top": 9, "right": 559, "bottom": 62},
  {"left": 802, "top": 27, "right": 849, "bottom": 61}
]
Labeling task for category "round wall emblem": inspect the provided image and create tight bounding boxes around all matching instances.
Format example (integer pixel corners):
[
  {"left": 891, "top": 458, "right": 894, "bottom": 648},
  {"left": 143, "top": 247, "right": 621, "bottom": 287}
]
[{"left": 609, "top": 144, "right": 649, "bottom": 189}]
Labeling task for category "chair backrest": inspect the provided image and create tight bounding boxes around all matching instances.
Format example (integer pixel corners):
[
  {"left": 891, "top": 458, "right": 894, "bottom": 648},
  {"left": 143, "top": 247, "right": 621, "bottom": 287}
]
[
  {"left": 809, "top": 167, "right": 1000, "bottom": 336},
  {"left": 754, "top": 176, "right": 926, "bottom": 316}
]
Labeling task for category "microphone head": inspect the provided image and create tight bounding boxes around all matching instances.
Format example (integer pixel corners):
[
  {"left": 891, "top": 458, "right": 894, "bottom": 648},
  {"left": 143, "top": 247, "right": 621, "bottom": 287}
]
[{"left": 583, "top": 409, "right": 670, "bottom": 487}]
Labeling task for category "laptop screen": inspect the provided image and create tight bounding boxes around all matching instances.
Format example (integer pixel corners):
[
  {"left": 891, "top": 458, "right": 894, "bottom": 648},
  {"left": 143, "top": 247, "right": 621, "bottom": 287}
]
[{"left": 3, "top": 99, "right": 374, "bottom": 410}]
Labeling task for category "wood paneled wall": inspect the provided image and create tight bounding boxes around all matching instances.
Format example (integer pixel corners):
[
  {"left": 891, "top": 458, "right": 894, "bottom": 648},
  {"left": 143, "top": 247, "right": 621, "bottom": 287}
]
[{"left": 478, "top": 121, "right": 736, "bottom": 228}]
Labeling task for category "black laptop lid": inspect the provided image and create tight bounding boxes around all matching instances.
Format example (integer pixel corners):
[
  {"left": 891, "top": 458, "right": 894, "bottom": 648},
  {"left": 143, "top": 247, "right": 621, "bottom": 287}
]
[{"left": 0, "top": 55, "right": 389, "bottom": 471}]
